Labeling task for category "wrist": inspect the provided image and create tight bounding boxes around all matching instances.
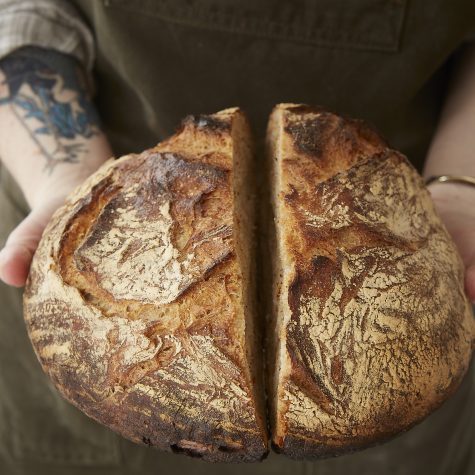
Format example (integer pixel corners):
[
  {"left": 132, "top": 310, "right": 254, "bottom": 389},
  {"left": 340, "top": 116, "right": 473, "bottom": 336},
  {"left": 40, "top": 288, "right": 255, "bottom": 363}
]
[
  {"left": 427, "top": 181, "right": 475, "bottom": 224},
  {"left": 28, "top": 166, "right": 102, "bottom": 209},
  {"left": 25, "top": 134, "right": 112, "bottom": 209},
  {"left": 28, "top": 174, "right": 81, "bottom": 209},
  {"left": 28, "top": 162, "right": 110, "bottom": 212},
  {"left": 427, "top": 180, "right": 475, "bottom": 201}
]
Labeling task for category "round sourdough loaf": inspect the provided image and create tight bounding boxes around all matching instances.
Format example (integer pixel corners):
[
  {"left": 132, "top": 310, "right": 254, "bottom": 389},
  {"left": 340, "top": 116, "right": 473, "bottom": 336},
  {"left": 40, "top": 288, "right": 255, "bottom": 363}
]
[{"left": 23, "top": 108, "right": 268, "bottom": 463}]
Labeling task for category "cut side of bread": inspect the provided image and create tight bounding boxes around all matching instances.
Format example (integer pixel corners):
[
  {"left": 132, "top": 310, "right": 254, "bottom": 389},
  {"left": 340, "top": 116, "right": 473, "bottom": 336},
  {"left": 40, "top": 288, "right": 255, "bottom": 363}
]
[
  {"left": 24, "top": 108, "right": 268, "bottom": 462},
  {"left": 267, "top": 103, "right": 475, "bottom": 458}
]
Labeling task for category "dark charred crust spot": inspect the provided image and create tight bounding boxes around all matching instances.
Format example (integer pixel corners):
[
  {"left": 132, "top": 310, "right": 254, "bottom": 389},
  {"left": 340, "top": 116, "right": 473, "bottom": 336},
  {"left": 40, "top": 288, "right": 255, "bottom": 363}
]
[
  {"left": 287, "top": 273, "right": 304, "bottom": 317},
  {"left": 283, "top": 106, "right": 389, "bottom": 170},
  {"left": 284, "top": 185, "right": 299, "bottom": 203},
  {"left": 158, "top": 151, "right": 228, "bottom": 178},
  {"left": 311, "top": 255, "right": 334, "bottom": 270},
  {"left": 285, "top": 103, "right": 384, "bottom": 145},
  {"left": 80, "top": 291, "right": 94, "bottom": 303},
  {"left": 218, "top": 444, "right": 240, "bottom": 453},
  {"left": 284, "top": 117, "right": 332, "bottom": 159},
  {"left": 142, "top": 436, "right": 153, "bottom": 446},
  {"left": 183, "top": 114, "right": 231, "bottom": 133}
]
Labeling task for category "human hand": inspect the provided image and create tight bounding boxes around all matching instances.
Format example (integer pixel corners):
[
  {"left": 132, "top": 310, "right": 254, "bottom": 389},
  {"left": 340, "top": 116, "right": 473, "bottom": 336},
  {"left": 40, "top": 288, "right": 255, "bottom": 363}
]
[
  {"left": 429, "top": 183, "right": 475, "bottom": 303},
  {"left": 0, "top": 170, "right": 99, "bottom": 287}
]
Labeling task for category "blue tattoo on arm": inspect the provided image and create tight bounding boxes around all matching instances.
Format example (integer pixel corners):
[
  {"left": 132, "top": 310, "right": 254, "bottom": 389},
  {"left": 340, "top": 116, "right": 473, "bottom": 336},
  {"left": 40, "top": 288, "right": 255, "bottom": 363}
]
[{"left": 0, "top": 46, "right": 101, "bottom": 172}]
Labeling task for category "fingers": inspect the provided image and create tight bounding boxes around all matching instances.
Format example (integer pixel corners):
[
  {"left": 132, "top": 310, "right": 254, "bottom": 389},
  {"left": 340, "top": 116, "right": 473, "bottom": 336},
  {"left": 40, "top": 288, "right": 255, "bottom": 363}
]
[
  {"left": 0, "top": 209, "right": 47, "bottom": 287},
  {"left": 0, "top": 244, "right": 34, "bottom": 287},
  {"left": 465, "top": 263, "right": 475, "bottom": 304}
]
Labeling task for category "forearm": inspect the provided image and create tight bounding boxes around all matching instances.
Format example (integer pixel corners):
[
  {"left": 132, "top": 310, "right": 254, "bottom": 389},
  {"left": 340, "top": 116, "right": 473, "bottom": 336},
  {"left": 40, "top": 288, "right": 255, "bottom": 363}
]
[
  {"left": 424, "top": 45, "right": 475, "bottom": 180},
  {"left": 422, "top": 45, "right": 475, "bottom": 301},
  {"left": 0, "top": 46, "right": 111, "bottom": 208}
]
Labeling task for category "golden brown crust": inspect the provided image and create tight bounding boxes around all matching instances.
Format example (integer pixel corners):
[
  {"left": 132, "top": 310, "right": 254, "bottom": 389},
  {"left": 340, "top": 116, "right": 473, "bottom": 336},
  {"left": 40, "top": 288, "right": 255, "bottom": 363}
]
[
  {"left": 24, "top": 108, "right": 268, "bottom": 463},
  {"left": 269, "top": 103, "right": 475, "bottom": 458},
  {"left": 23, "top": 103, "right": 475, "bottom": 462}
]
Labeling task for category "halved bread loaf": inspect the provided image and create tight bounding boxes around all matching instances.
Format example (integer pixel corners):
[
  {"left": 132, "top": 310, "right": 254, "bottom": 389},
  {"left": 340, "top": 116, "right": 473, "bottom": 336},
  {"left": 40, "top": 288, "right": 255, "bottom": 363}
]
[
  {"left": 267, "top": 103, "right": 475, "bottom": 458},
  {"left": 23, "top": 108, "right": 268, "bottom": 462},
  {"left": 24, "top": 104, "right": 475, "bottom": 462}
]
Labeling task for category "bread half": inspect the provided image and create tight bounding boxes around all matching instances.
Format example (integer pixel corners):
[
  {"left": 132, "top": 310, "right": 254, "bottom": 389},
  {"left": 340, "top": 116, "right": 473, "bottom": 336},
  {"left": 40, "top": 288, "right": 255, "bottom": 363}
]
[
  {"left": 24, "top": 108, "right": 268, "bottom": 462},
  {"left": 266, "top": 103, "right": 475, "bottom": 458}
]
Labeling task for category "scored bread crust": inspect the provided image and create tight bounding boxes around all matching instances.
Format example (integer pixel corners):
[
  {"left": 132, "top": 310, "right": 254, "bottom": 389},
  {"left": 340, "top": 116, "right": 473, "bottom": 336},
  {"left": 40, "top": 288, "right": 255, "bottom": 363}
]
[
  {"left": 23, "top": 108, "right": 268, "bottom": 463},
  {"left": 268, "top": 103, "right": 475, "bottom": 458}
]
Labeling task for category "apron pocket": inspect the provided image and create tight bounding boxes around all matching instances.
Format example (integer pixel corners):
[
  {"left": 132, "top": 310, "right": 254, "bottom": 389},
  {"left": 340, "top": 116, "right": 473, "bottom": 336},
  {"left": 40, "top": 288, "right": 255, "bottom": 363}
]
[{"left": 104, "top": 0, "right": 407, "bottom": 52}]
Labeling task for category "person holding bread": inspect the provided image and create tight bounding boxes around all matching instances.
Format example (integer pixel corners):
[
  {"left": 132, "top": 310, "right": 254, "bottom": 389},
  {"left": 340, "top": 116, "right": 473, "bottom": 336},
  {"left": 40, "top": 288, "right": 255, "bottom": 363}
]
[{"left": 0, "top": 1, "right": 475, "bottom": 474}]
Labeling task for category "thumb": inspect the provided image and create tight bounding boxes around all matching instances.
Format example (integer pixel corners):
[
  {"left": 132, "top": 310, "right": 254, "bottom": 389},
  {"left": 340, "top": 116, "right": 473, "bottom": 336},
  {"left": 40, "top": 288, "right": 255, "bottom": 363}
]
[{"left": 0, "top": 207, "right": 53, "bottom": 287}]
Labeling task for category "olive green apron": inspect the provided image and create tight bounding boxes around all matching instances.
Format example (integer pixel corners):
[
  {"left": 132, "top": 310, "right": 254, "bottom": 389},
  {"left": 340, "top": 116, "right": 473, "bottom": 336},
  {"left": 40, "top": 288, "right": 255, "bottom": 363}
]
[{"left": 2, "top": 0, "right": 475, "bottom": 473}]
